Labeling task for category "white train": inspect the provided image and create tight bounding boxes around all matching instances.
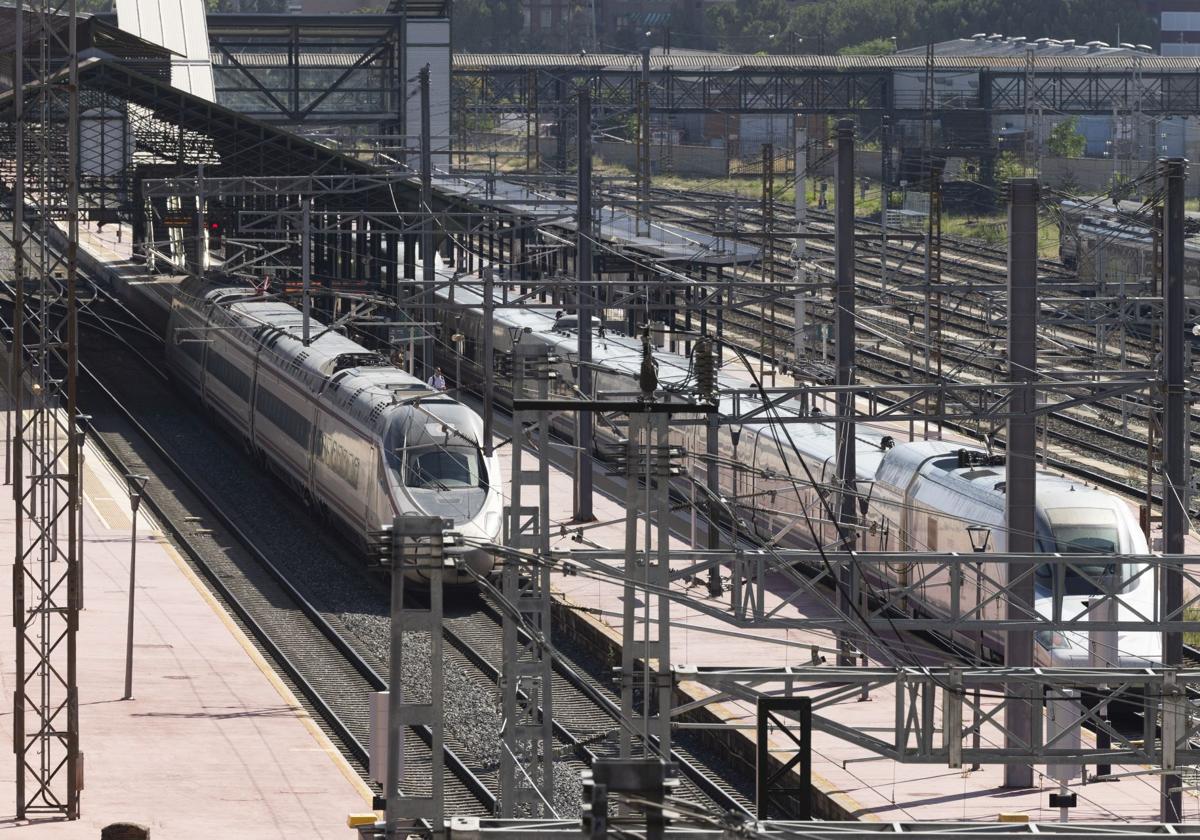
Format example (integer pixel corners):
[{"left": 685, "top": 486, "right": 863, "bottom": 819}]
[
  {"left": 165, "top": 277, "right": 504, "bottom": 582},
  {"left": 433, "top": 275, "right": 1160, "bottom": 666}
]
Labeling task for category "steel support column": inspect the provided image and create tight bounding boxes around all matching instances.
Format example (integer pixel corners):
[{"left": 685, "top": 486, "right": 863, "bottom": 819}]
[
  {"left": 6, "top": 0, "right": 84, "bottom": 820},
  {"left": 574, "top": 87, "right": 595, "bottom": 522},
  {"left": 1160, "top": 156, "right": 1187, "bottom": 823},
  {"left": 705, "top": 412, "right": 721, "bottom": 596},
  {"left": 1003, "top": 177, "right": 1039, "bottom": 789},
  {"left": 384, "top": 515, "right": 446, "bottom": 839},
  {"left": 620, "top": 412, "right": 673, "bottom": 761},
  {"left": 502, "top": 344, "right": 555, "bottom": 816},
  {"left": 419, "top": 64, "right": 435, "bottom": 378},
  {"left": 833, "top": 119, "right": 858, "bottom": 667}
]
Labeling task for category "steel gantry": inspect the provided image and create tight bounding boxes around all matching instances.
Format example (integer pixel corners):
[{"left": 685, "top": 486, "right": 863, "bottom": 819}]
[
  {"left": 669, "top": 666, "right": 1200, "bottom": 770},
  {"left": 351, "top": 819, "right": 1200, "bottom": 840},
  {"left": 549, "top": 549, "right": 1200, "bottom": 635},
  {"left": 452, "top": 54, "right": 1200, "bottom": 116},
  {"left": 2, "top": 0, "right": 84, "bottom": 820},
  {"left": 103, "top": 105, "right": 1200, "bottom": 826},
  {"left": 501, "top": 343, "right": 556, "bottom": 818}
]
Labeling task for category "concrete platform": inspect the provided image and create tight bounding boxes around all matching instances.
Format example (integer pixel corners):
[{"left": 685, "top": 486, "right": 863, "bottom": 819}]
[{"left": 0, "top": 416, "right": 371, "bottom": 836}]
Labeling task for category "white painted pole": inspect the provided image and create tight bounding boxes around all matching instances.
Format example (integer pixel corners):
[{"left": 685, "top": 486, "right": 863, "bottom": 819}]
[{"left": 794, "top": 123, "right": 807, "bottom": 363}]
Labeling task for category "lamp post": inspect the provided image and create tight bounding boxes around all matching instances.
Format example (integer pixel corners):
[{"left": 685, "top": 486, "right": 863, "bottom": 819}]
[
  {"left": 966, "top": 524, "right": 991, "bottom": 771},
  {"left": 451, "top": 327, "right": 464, "bottom": 394},
  {"left": 966, "top": 524, "right": 991, "bottom": 553},
  {"left": 123, "top": 474, "right": 150, "bottom": 701}
]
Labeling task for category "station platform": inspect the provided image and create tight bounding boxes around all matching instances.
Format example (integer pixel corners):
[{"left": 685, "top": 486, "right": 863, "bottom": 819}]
[
  {"left": 500, "top": 435, "right": 1200, "bottom": 825},
  {"left": 0, "top": 417, "right": 371, "bottom": 836}
]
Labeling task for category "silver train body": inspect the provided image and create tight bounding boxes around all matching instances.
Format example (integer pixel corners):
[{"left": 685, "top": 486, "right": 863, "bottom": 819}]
[
  {"left": 1059, "top": 198, "right": 1200, "bottom": 301},
  {"left": 165, "top": 277, "right": 503, "bottom": 582},
  {"left": 435, "top": 276, "right": 1160, "bottom": 666}
]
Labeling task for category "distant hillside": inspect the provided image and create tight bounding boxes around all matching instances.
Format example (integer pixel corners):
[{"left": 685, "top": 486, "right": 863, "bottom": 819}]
[{"left": 705, "top": 0, "right": 1158, "bottom": 55}]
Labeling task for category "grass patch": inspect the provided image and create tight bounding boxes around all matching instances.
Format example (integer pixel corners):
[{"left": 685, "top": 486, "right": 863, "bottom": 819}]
[
  {"left": 1187, "top": 608, "right": 1200, "bottom": 648},
  {"left": 473, "top": 157, "right": 1064, "bottom": 260}
]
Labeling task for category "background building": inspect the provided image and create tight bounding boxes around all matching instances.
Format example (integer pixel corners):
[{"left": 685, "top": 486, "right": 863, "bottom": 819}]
[{"left": 1142, "top": 0, "right": 1200, "bottom": 55}]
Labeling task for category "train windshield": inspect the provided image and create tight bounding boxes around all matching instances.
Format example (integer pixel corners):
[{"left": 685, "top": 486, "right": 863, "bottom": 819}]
[
  {"left": 404, "top": 446, "right": 485, "bottom": 490},
  {"left": 1035, "top": 508, "right": 1124, "bottom": 596}
]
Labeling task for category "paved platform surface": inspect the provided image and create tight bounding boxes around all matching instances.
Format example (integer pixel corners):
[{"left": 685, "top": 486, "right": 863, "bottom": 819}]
[
  {"left": 497, "top": 429, "right": 1200, "bottom": 824},
  {"left": 0, "top": 416, "right": 371, "bottom": 837}
]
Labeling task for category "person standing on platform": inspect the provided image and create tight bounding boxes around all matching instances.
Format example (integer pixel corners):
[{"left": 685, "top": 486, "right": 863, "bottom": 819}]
[{"left": 427, "top": 367, "right": 447, "bottom": 391}]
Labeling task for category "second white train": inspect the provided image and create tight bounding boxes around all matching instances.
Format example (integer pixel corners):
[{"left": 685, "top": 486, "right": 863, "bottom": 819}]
[{"left": 432, "top": 274, "right": 1159, "bottom": 667}]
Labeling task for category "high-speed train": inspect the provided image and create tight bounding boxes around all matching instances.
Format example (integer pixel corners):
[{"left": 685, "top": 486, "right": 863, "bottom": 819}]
[
  {"left": 1059, "top": 197, "right": 1200, "bottom": 303},
  {"left": 164, "top": 276, "right": 504, "bottom": 581},
  {"left": 432, "top": 274, "right": 1160, "bottom": 667}
]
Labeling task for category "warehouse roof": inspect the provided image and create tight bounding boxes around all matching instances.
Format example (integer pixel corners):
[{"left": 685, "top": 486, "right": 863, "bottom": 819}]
[
  {"left": 454, "top": 52, "right": 1196, "bottom": 71},
  {"left": 897, "top": 34, "right": 1148, "bottom": 58}
]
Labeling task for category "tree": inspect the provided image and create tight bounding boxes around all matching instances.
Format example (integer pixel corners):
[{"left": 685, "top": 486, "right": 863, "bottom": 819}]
[
  {"left": 704, "top": 0, "right": 1157, "bottom": 56},
  {"left": 838, "top": 37, "right": 895, "bottom": 55},
  {"left": 995, "top": 151, "right": 1025, "bottom": 183},
  {"left": 451, "top": 0, "right": 526, "bottom": 52},
  {"left": 1046, "top": 116, "right": 1086, "bottom": 159}
]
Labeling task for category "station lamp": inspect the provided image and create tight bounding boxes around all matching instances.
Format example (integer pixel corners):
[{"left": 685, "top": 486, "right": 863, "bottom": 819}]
[{"left": 966, "top": 524, "right": 992, "bottom": 554}]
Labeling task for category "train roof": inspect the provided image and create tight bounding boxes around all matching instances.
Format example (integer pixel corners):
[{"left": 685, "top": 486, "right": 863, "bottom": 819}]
[
  {"left": 183, "top": 279, "right": 448, "bottom": 435},
  {"left": 1061, "top": 196, "right": 1200, "bottom": 234},
  {"left": 440, "top": 274, "right": 889, "bottom": 481},
  {"left": 1075, "top": 217, "right": 1200, "bottom": 254},
  {"left": 876, "top": 438, "right": 1131, "bottom": 516},
  {"left": 437, "top": 268, "right": 1139, "bottom": 526}
]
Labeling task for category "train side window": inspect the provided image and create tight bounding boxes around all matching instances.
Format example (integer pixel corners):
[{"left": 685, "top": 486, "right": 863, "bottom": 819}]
[
  {"left": 206, "top": 348, "right": 251, "bottom": 401},
  {"left": 926, "top": 516, "right": 938, "bottom": 551}
]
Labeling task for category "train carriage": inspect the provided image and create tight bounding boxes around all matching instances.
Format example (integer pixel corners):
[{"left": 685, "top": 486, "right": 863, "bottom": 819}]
[
  {"left": 432, "top": 270, "right": 1159, "bottom": 666},
  {"left": 166, "top": 277, "right": 504, "bottom": 582}
]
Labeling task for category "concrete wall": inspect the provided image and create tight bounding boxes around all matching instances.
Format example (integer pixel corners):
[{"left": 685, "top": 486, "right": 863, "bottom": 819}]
[
  {"left": 594, "top": 140, "right": 730, "bottom": 178},
  {"left": 808, "top": 149, "right": 883, "bottom": 181},
  {"left": 1041, "top": 157, "right": 1200, "bottom": 197}
]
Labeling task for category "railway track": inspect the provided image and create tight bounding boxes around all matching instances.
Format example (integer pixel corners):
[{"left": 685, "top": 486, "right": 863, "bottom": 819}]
[
  {"left": 65, "top": 307, "right": 497, "bottom": 813},
  {"left": 54, "top": 256, "right": 758, "bottom": 819},
  {"left": 602, "top": 182, "right": 1198, "bottom": 515},
  {"left": 456, "top": 175, "right": 1190, "bottom": 514}
]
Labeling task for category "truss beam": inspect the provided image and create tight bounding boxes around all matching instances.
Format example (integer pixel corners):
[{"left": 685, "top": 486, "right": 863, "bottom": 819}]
[
  {"left": 684, "top": 665, "right": 1197, "bottom": 768},
  {"left": 553, "top": 550, "right": 1200, "bottom": 634},
  {"left": 4, "top": 0, "right": 83, "bottom": 821}
]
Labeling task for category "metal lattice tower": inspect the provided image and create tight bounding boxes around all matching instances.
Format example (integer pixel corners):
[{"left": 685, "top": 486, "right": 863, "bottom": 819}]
[
  {"left": 384, "top": 516, "right": 446, "bottom": 839},
  {"left": 6, "top": 0, "right": 83, "bottom": 820},
  {"left": 620, "top": 412, "right": 673, "bottom": 761},
  {"left": 501, "top": 343, "right": 555, "bottom": 817}
]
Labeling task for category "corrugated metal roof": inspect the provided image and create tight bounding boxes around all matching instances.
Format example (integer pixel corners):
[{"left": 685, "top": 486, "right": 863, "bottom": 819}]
[
  {"left": 115, "top": 0, "right": 215, "bottom": 100},
  {"left": 454, "top": 53, "right": 1200, "bottom": 72},
  {"left": 433, "top": 175, "right": 761, "bottom": 265},
  {"left": 210, "top": 51, "right": 376, "bottom": 68}
]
